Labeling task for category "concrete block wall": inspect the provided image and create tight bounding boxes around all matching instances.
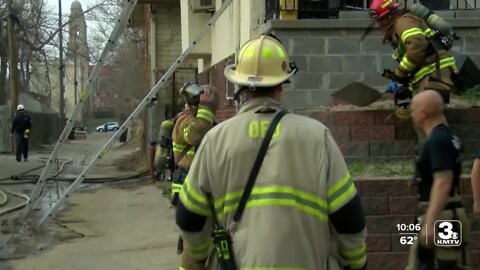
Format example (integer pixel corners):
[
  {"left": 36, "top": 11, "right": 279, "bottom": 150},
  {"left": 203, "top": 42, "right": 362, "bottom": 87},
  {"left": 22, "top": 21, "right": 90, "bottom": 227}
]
[
  {"left": 355, "top": 177, "right": 480, "bottom": 269},
  {"left": 267, "top": 11, "right": 480, "bottom": 111}
]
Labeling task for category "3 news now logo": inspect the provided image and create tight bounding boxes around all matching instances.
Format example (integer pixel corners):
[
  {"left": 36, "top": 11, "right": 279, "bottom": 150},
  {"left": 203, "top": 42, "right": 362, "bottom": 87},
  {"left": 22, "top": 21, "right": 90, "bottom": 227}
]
[{"left": 433, "top": 220, "right": 462, "bottom": 247}]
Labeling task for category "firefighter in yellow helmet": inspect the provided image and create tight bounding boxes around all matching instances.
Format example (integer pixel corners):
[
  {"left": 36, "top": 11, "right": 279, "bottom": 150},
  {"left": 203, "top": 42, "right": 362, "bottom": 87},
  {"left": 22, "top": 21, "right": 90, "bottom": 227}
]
[
  {"left": 175, "top": 34, "right": 367, "bottom": 270},
  {"left": 163, "top": 82, "right": 219, "bottom": 270},
  {"left": 369, "top": 0, "right": 458, "bottom": 124}
]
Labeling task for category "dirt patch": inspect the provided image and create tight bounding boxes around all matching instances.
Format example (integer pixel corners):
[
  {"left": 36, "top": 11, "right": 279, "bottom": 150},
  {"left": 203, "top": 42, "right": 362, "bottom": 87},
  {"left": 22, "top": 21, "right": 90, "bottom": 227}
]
[{"left": 116, "top": 149, "right": 149, "bottom": 173}]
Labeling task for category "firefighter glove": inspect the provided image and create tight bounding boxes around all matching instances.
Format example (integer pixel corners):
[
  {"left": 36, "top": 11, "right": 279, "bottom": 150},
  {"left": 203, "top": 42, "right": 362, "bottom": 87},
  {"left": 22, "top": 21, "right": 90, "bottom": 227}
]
[
  {"left": 199, "top": 86, "right": 220, "bottom": 113},
  {"left": 382, "top": 69, "right": 409, "bottom": 85}
]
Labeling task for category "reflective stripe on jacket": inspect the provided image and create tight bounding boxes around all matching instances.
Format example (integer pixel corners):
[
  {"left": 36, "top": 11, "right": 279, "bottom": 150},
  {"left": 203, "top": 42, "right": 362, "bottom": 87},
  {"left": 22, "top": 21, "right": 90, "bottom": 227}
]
[
  {"left": 390, "top": 13, "right": 457, "bottom": 87},
  {"left": 179, "top": 97, "right": 366, "bottom": 269}
]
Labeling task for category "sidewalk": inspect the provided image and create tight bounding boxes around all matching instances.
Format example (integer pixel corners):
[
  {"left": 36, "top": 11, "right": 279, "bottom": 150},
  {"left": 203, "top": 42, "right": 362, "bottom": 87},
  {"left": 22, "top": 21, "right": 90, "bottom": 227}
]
[{"left": 0, "top": 153, "right": 48, "bottom": 180}]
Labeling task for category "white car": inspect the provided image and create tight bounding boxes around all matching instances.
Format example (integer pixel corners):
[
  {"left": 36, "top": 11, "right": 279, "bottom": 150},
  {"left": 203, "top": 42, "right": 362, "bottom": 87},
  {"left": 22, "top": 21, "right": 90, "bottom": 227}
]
[{"left": 96, "top": 122, "right": 119, "bottom": 132}]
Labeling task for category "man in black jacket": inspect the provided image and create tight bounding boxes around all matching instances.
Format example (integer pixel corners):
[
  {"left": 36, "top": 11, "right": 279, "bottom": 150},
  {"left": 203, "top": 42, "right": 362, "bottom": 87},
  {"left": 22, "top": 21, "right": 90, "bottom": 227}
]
[{"left": 10, "top": 104, "right": 32, "bottom": 162}]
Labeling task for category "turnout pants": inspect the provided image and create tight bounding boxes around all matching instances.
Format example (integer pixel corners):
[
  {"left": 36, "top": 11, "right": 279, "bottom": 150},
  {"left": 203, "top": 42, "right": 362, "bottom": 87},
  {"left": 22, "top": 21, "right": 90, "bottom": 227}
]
[{"left": 405, "top": 196, "right": 474, "bottom": 270}]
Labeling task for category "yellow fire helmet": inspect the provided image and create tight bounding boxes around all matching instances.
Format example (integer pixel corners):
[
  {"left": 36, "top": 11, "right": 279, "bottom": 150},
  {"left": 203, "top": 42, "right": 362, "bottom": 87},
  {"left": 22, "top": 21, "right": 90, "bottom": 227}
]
[{"left": 224, "top": 35, "right": 298, "bottom": 89}]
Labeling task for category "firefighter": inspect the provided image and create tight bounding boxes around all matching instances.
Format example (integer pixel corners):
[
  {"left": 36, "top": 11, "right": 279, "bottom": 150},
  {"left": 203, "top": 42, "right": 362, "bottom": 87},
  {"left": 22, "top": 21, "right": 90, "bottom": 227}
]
[
  {"left": 471, "top": 149, "right": 480, "bottom": 219},
  {"left": 175, "top": 35, "right": 367, "bottom": 270},
  {"left": 10, "top": 104, "right": 32, "bottom": 162},
  {"left": 408, "top": 90, "right": 473, "bottom": 269},
  {"left": 369, "top": 0, "right": 458, "bottom": 127},
  {"left": 171, "top": 82, "right": 219, "bottom": 270}
]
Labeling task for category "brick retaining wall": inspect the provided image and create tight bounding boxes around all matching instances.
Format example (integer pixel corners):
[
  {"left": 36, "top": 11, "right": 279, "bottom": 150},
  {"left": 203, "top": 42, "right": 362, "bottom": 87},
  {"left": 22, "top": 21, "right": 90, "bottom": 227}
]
[
  {"left": 297, "top": 108, "right": 480, "bottom": 158},
  {"left": 357, "top": 177, "right": 480, "bottom": 269}
]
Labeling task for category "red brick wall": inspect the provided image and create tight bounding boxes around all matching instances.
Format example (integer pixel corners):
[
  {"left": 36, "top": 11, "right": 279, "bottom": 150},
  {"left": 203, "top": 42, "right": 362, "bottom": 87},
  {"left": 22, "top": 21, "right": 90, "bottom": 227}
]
[
  {"left": 357, "top": 177, "right": 480, "bottom": 269},
  {"left": 296, "top": 108, "right": 480, "bottom": 158},
  {"left": 199, "top": 56, "right": 236, "bottom": 122}
]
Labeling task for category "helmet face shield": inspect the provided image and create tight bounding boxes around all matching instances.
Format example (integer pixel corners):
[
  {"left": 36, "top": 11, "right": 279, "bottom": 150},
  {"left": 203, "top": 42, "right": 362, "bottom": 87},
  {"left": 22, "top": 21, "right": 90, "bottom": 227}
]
[{"left": 180, "top": 82, "right": 203, "bottom": 106}]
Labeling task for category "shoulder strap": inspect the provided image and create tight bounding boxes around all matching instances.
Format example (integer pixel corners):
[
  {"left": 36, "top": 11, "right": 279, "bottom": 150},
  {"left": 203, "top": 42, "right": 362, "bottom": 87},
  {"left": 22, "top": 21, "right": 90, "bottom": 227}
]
[
  {"left": 232, "top": 109, "right": 288, "bottom": 223},
  {"left": 175, "top": 145, "right": 192, "bottom": 167}
]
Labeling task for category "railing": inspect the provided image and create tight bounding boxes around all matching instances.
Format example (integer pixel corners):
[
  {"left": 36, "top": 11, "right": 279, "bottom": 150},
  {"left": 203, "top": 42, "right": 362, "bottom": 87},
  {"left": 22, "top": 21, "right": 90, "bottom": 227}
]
[{"left": 265, "top": 0, "right": 480, "bottom": 20}]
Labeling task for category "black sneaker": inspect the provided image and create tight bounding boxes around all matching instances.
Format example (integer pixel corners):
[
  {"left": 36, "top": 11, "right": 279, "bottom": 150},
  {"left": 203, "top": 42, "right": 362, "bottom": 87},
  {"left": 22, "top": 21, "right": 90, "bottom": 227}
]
[{"left": 24, "top": 158, "right": 28, "bottom": 162}]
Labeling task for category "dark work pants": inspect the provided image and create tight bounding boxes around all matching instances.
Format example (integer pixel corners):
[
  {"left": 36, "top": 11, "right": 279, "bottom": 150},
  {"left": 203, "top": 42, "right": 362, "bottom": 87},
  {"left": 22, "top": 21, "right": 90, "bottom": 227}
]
[{"left": 15, "top": 133, "right": 29, "bottom": 161}]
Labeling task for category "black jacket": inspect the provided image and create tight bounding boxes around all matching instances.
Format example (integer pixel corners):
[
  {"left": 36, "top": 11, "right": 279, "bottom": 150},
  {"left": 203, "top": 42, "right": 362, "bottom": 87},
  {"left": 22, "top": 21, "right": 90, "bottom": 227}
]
[{"left": 11, "top": 112, "right": 32, "bottom": 135}]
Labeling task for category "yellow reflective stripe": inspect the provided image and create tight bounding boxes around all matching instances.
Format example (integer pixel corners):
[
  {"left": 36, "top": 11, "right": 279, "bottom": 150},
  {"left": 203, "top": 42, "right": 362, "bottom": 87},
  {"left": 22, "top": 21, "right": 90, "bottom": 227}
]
[
  {"left": 171, "top": 183, "right": 182, "bottom": 193},
  {"left": 412, "top": 57, "right": 457, "bottom": 84},
  {"left": 179, "top": 177, "right": 210, "bottom": 216},
  {"left": 173, "top": 142, "right": 196, "bottom": 155},
  {"left": 183, "top": 126, "right": 190, "bottom": 140},
  {"left": 262, "top": 47, "right": 273, "bottom": 59},
  {"left": 381, "top": 0, "right": 393, "bottom": 9},
  {"left": 189, "top": 238, "right": 211, "bottom": 259},
  {"left": 179, "top": 267, "right": 187, "bottom": 270},
  {"left": 327, "top": 173, "right": 357, "bottom": 212},
  {"left": 197, "top": 107, "right": 214, "bottom": 124},
  {"left": 401, "top": 28, "right": 425, "bottom": 42},
  {"left": 215, "top": 186, "right": 328, "bottom": 221},
  {"left": 424, "top": 28, "right": 435, "bottom": 38},
  {"left": 340, "top": 245, "right": 367, "bottom": 268},
  {"left": 244, "top": 46, "right": 255, "bottom": 58},
  {"left": 399, "top": 56, "right": 416, "bottom": 72},
  {"left": 327, "top": 172, "right": 351, "bottom": 197},
  {"left": 276, "top": 46, "right": 285, "bottom": 58}
]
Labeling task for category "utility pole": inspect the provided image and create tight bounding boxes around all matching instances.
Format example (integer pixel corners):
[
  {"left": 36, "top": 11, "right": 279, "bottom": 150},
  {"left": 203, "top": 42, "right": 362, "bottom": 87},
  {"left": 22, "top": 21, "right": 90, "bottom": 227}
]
[
  {"left": 6, "top": 0, "right": 19, "bottom": 117},
  {"left": 58, "top": 0, "right": 66, "bottom": 128}
]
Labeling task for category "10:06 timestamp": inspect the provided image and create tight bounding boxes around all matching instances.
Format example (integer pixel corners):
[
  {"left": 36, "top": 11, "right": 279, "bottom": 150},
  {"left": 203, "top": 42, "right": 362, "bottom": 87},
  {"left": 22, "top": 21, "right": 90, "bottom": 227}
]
[{"left": 396, "top": 223, "right": 421, "bottom": 232}]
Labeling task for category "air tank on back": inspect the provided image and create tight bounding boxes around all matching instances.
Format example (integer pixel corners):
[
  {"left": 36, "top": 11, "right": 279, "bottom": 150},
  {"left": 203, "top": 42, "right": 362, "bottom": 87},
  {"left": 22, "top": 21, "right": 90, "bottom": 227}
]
[{"left": 409, "top": 3, "right": 453, "bottom": 37}]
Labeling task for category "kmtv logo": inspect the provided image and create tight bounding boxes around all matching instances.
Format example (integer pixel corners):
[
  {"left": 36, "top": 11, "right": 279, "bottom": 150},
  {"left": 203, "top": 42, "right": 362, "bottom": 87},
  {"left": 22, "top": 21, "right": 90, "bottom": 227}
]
[{"left": 434, "top": 220, "right": 462, "bottom": 247}]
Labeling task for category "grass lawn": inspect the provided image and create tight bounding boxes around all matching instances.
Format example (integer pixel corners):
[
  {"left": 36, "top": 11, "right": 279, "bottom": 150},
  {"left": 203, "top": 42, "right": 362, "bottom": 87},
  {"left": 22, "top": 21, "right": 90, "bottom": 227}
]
[{"left": 347, "top": 158, "right": 474, "bottom": 178}]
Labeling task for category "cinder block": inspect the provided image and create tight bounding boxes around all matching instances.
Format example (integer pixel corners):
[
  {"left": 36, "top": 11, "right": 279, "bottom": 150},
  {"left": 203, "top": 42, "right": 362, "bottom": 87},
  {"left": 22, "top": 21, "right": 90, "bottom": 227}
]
[
  {"left": 327, "top": 38, "right": 361, "bottom": 54},
  {"left": 464, "top": 36, "right": 480, "bottom": 53},
  {"left": 310, "top": 90, "right": 333, "bottom": 107},
  {"left": 379, "top": 54, "right": 397, "bottom": 71},
  {"left": 361, "top": 38, "right": 392, "bottom": 54},
  {"left": 309, "top": 56, "right": 343, "bottom": 72},
  {"left": 282, "top": 90, "right": 311, "bottom": 108},
  {"left": 289, "top": 55, "right": 308, "bottom": 73},
  {"left": 310, "top": 29, "right": 346, "bottom": 38},
  {"left": 455, "top": 10, "right": 480, "bottom": 18},
  {"left": 338, "top": 11, "right": 369, "bottom": 19},
  {"left": 293, "top": 72, "right": 325, "bottom": 90},
  {"left": 291, "top": 37, "right": 326, "bottom": 55},
  {"left": 344, "top": 55, "right": 378, "bottom": 72},
  {"left": 362, "top": 72, "right": 391, "bottom": 88},
  {"left": 328, "top": 72, "right": 364, "bottom": 89}
]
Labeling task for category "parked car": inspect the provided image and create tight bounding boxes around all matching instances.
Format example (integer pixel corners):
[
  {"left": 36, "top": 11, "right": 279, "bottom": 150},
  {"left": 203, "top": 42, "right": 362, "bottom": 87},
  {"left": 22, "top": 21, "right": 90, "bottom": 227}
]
[{"left": 96, "top": 122, "right": 119, "bottom": 132}]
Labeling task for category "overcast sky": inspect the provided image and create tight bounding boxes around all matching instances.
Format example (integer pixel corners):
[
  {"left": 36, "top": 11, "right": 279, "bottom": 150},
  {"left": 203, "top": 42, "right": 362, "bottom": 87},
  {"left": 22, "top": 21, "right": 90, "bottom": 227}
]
[{"left": 46, "top": 0, "right": 94, "bottom": 13}]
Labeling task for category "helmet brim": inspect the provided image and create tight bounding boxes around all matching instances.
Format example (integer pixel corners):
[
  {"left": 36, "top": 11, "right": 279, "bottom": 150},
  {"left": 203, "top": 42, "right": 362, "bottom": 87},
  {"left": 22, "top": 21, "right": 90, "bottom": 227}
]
[{"left": 224, "top": 64, "right": 295, "bottom": 88}]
